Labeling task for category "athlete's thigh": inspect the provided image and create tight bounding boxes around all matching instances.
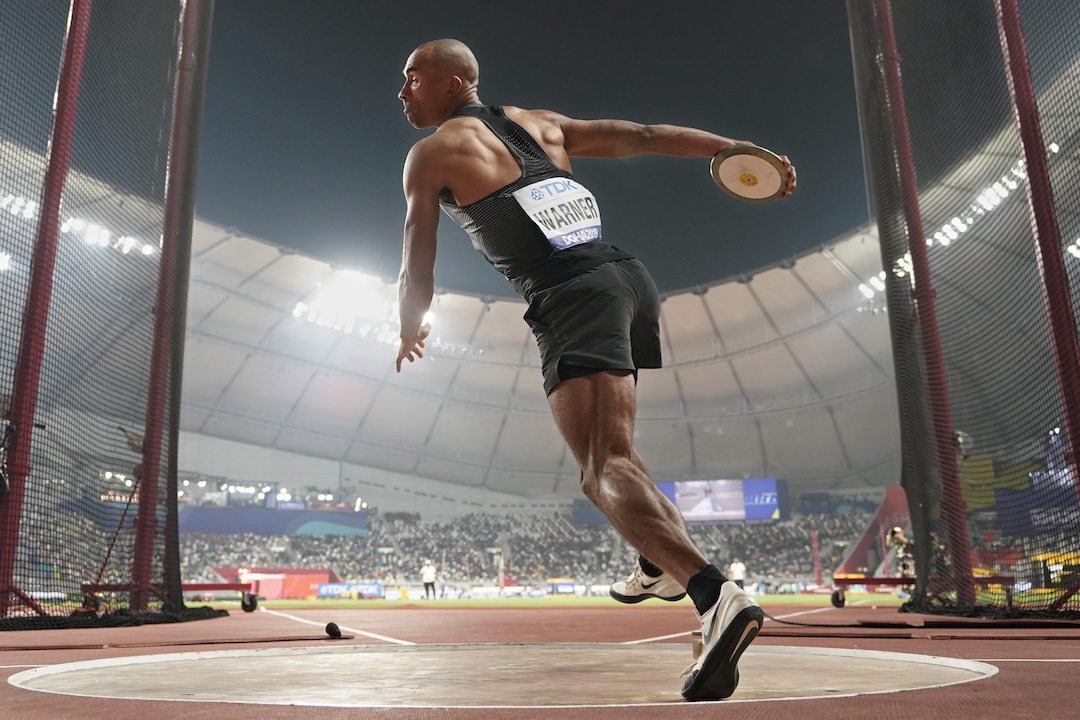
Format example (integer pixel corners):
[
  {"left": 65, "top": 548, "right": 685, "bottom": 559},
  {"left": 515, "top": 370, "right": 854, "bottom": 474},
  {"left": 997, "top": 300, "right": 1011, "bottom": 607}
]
[{"left": 547, "top": 369, "right": 637, "bottom": 468}]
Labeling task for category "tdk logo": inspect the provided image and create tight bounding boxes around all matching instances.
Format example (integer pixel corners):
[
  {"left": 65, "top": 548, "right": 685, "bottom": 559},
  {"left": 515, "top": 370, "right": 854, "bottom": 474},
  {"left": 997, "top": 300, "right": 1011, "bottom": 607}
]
[{"left": 530, "top": 179, "right": 581, "bottom": 200}]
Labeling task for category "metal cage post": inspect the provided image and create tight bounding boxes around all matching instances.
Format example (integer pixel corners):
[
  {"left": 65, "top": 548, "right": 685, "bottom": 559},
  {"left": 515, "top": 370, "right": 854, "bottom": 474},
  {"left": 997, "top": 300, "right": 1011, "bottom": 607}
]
[
  {"left": 0, "top": 0, "right": 94, "bottom": 618},
  {"left": 872, "top": 0, "right": 976, "bottom": 605},
  {"left": 131, "top": 0, "right": 214, "bottom": 611}
]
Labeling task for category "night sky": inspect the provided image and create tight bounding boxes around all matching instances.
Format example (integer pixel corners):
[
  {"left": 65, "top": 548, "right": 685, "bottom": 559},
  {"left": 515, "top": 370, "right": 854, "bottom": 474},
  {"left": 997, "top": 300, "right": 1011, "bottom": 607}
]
[{"left": 195, "top": 1, "right": 868, "bottom": 298}]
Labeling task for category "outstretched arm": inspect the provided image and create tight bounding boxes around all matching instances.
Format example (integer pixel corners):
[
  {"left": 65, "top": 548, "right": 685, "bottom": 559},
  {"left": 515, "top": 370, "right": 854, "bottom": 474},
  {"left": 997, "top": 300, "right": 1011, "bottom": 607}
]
[
  {"left": 554, "top": 113, "right": 750, "bottom": 159},
  {"left": 551, "top": 112, "right": 796, "bottom": 197},
  {"left": 397, "top": 144, "right": 439, "bottom": 372}
]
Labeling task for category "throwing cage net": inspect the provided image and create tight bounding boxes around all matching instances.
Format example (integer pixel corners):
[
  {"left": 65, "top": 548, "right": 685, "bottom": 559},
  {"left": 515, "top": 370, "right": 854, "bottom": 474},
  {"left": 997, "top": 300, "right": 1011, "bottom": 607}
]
[
  {"left": 847, "top": 0, "right": 1080, "bottom": 616},
  {"left": 0, "top": 0, "right": 222, "bottom": 628}
]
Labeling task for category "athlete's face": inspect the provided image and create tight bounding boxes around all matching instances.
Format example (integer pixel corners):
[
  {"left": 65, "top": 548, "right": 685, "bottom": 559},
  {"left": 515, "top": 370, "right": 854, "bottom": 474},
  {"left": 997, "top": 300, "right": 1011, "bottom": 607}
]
[{"left": 399, "top": 52, "right": 440, "bottom": 129}]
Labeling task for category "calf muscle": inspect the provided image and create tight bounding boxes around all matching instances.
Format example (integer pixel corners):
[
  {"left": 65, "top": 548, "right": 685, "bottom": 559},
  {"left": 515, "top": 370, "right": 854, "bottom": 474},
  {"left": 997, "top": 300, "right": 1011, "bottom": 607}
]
[{"left": 549, "top": 371, "right": 708, "bottom": 587}]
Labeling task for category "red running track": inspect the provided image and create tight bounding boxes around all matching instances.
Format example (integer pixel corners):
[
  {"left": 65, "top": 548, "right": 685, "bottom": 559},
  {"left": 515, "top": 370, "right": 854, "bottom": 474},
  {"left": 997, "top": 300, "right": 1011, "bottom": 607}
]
[{"left": 1, "top": 601, "right": 1078, "bottom": 719}]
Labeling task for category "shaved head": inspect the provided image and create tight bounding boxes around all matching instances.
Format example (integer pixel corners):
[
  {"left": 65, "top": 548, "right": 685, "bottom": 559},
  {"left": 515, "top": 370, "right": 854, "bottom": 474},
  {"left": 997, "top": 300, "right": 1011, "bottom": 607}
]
[
  {"left": 399, "top": 39, "right": 482, "bottom": 128},
  {"left": 414, "top": 39, "right": 479, "bottom": 86}
]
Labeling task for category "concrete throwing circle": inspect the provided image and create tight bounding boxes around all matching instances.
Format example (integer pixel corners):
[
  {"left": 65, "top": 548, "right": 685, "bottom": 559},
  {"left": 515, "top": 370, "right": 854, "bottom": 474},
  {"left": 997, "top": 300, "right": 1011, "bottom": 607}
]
[{"left": 9, "top": 643, "right": 997, "bottom": 708}]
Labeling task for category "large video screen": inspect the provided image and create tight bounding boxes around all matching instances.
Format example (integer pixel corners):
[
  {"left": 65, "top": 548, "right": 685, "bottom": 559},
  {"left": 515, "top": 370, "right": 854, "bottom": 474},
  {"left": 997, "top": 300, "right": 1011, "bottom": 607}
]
[
  {"left": 656, "top": 478, "right": 786, "bottom": 522},
  {"left": 675, "top": 480, "right": 746, "bottom": 521}
]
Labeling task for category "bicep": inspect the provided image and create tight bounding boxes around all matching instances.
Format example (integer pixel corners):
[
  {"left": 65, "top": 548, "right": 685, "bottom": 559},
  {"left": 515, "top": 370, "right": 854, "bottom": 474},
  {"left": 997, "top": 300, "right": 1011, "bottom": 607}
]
[{"left": 556, "top": 114, "right": 650, "bottom": 158}]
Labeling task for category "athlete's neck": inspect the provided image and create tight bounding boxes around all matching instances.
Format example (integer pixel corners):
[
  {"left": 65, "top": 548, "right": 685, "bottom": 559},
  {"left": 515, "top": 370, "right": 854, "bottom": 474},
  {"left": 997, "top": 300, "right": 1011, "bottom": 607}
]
[
  {"left": 437, "top": 94, "right": 483, "bottom": 126},
  {"left": 456, "top": 91, "right": 482, "bottom": 110}
]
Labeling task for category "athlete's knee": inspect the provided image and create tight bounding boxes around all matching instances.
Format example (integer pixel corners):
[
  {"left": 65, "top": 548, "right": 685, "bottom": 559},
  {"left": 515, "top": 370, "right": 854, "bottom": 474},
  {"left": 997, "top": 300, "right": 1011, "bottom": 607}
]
[{"left": 579, "top": 451, "right": 636, "bottom": 500}]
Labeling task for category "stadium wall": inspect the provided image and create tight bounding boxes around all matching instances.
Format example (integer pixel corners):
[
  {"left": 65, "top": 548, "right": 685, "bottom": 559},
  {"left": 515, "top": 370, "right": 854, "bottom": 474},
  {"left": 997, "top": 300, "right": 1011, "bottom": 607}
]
[{"left": 177, "top": 431, "right": 571, "bottom": 519}]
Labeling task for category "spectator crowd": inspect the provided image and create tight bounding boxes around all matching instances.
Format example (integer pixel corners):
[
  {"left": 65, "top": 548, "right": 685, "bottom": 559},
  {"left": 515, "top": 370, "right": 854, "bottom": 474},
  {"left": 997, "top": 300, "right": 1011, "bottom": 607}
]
[{"left": 177, "top": 511, "right": 872, "bottom": 590}]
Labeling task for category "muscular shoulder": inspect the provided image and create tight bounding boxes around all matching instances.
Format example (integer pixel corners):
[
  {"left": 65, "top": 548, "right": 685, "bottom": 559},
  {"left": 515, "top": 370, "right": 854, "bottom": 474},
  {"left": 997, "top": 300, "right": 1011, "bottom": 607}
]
[
  {"left": 403, "top": 118, "right": 499, "bottom": 195},
  {"left": 502, "top": 106, "right": 567, "bottom": 147},
  {"left": 402, "top": 135, "right": 447, "bottom": 195},
  {"left": 409, "top": 118, "right": 486, "bottom": 166},
  {"left": 404, "top": 129, "right": 464, "bottom": 180},
  {"left": 406, "top": 132, "right": 447, "bottom": 165}
]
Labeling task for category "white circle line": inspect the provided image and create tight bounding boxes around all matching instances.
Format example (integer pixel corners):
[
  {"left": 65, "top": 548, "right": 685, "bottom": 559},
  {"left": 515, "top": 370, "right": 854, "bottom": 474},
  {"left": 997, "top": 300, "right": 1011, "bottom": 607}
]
[{"left": 7, "top": 644, "right": 999, "bottom": 709}]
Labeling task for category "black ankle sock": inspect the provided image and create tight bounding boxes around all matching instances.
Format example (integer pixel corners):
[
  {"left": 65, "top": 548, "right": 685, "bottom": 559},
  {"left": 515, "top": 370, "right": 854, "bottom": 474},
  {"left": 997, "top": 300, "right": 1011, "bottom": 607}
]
[
  {"left": 638, "top": 555, "right": 664, "bottom": 578},
  {"left": 687, "top": 564, "right": 729, "bottom": 615}
]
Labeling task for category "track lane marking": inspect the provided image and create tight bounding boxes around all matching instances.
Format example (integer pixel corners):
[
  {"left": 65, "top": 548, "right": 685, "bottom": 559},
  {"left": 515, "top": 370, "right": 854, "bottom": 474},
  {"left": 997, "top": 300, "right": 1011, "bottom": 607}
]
[
  {"left": 621, "top": 600, "right": 869, "bottom": 644},
  {"left": 261, "top": 608, "right": 415, "bottom": 645},
  {"left": 621, "top": 629, "right": 694, "bottom": 644},
  {"left": 973, "top": 658, "right": 1080, "bottom": 662}
]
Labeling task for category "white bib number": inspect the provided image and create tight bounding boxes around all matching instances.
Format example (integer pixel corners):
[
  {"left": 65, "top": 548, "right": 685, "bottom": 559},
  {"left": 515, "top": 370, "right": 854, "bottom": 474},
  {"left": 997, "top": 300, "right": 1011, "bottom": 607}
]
[{"left": 512, "top": 177, "right": 602, "bottom": 251}]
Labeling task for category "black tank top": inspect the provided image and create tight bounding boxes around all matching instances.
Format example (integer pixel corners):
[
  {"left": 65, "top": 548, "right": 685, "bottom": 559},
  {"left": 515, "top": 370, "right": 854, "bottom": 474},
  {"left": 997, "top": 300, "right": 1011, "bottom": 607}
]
[{"left": 438, "top": 105, "right": 632, "bottom": 301}]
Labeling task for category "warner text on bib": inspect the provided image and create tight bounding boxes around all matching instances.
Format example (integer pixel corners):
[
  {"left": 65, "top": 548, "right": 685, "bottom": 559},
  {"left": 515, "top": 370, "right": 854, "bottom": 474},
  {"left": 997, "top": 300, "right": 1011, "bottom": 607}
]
[{"left": 513, "top": 177, "right": 602, "bottom": 251}]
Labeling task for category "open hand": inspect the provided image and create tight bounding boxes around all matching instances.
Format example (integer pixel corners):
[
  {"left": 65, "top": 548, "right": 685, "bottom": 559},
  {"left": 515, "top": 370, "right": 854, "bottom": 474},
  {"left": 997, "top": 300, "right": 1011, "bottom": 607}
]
[{"left": 396, "top": 323, "right": 431, "bottom": 373}]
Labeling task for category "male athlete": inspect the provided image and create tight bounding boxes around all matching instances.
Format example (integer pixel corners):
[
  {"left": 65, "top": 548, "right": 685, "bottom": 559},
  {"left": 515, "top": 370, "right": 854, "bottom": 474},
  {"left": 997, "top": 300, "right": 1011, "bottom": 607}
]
[{"left": 394, "top": 39, "right": 795, "bottom": 701}]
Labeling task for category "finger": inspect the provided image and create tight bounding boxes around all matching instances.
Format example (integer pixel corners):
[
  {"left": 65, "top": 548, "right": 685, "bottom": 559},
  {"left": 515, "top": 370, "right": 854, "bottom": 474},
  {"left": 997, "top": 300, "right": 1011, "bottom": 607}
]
[
  {"left": 396, "top": 357, "right": 403, "bottom": 373},
  {"left": 414, "top": 347, "right": 424, "bottom": 359}
]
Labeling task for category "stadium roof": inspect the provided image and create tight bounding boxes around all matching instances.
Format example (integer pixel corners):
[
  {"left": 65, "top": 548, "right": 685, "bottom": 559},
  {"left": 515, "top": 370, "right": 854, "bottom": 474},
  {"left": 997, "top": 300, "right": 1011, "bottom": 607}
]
[
  {"left": 182, "top": 215, "right": 898, "bottom": 497},
  {"left": 4, "top": 55, "right": 1072, "bottom": 497}
]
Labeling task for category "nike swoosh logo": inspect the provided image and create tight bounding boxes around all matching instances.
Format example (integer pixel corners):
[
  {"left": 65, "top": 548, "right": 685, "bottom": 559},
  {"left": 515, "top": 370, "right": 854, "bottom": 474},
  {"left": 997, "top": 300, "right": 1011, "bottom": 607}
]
[
  {"left": 641, "top": 580, "right": 661, "bottom": 589},
  {"left": 730, "top": 620, "right": 761, "bottom": 660}
]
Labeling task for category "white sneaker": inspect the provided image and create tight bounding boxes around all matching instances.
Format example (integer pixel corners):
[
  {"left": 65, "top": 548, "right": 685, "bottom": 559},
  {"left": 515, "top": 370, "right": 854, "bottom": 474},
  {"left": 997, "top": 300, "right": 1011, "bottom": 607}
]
[
  {"left": 609, "top": 563, "right": 686, "bottom": 603},
  {"left": 681, "top": 580, "right": 764, "bottom": 701}
]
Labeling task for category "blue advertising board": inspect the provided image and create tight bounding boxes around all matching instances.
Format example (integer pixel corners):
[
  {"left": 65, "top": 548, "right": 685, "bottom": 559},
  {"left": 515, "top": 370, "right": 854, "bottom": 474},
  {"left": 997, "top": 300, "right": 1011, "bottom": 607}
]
[
  {"left": 317, "top": 582, "right": 383, "bottom": 599},
  {"left": 743, "top": 478, "right": 782, "bottom": 520},
  {"left": 179, "top": 506, "right": 369, "bottom": 536}
]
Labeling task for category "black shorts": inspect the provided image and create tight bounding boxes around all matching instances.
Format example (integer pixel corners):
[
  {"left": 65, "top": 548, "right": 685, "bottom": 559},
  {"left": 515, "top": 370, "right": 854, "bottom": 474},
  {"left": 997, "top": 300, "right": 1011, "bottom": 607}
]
[{"left": 523, "top": 258, "right": 663, "bottom": 395}]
